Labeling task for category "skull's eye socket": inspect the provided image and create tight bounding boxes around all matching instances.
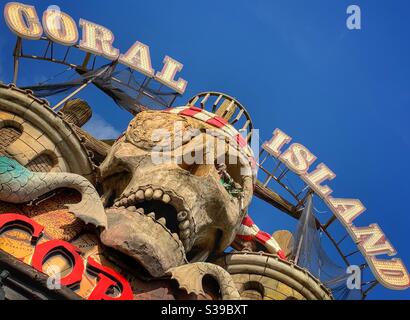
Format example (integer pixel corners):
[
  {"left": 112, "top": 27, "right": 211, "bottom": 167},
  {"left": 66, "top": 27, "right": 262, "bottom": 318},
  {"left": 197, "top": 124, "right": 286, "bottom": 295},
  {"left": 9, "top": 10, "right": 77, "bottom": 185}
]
[
  {"left": 215, "top": 157, "right": 245, "bottom": 198},
  {"left": 177, "top": 150, "right": 213, "bottom": 177},
  {"left": 223, "top": 162, "right": 243, "bottom": 185},
  {"left": 178, "top": 161, "right": 213, "bottom": 177},
  {"left": 216, "top": 154, "right": 245, "bottom": 184}
]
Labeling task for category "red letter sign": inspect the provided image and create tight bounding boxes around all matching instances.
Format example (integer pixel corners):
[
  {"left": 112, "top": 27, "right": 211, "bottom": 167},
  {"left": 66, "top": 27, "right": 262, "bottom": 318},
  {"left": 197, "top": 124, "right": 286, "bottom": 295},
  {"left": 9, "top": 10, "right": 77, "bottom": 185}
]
[
  {"left": 0, "top": 213, "right": 44, "bottom": 242},
  {"left": 87, "top": 256, "right": 133, "bottom": 300},
  {"left": 31, "top": 240, "right": 84, "bottom": 287}
]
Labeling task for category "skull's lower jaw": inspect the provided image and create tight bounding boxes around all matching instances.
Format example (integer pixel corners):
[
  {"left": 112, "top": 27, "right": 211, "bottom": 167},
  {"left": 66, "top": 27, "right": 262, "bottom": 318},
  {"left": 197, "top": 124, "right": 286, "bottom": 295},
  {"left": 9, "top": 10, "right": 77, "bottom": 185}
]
[{"left": 101, "top": 207, "right": 187, "bottom": 278}]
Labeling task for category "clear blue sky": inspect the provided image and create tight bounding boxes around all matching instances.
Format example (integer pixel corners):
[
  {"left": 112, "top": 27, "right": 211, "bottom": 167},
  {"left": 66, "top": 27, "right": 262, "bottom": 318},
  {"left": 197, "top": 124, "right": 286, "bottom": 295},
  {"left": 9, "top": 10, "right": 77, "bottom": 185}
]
[{"left": 0, "top": 0, "right": 409, "bottom": 300}]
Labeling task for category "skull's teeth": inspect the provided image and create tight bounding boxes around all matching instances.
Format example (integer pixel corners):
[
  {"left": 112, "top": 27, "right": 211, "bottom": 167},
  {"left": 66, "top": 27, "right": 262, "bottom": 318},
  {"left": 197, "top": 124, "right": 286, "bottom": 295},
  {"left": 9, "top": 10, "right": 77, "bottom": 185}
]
[
  {"left": 114, "top": 188, "right": 194, "bottom": 251},
  {"left": 177, "top": 214, "right": 194, "bottom": 250},
  {"left": 162, "top": 194, "right": 171, "bottom": 203},
  {"left": 178, "top": 220, "right": 190, "bottom": 230},
  {"left": 114, "top": 188, "right": 172, "bottom": 208},
  {"left": 128, "top": 194, "right": 137, "bottom": 203},
  {"left": 177, "top": 211, "right": 188, "bottom": 221},
  {"left": 144, "top": 188, "right": 153, "bottom": 200},
  {"left": 136, "top": 190, "right": 144, "bottom": 200},
  {"left": 153, "top": 189, "right": 163, "bottom": 200}
]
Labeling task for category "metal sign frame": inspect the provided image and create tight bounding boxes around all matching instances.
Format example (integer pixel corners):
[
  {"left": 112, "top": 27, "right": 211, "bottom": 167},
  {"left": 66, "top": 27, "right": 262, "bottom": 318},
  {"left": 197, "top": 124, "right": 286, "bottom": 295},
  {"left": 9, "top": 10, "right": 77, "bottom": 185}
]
[{"left": 12, "top": 36, "right": 180, "bottom": 112}]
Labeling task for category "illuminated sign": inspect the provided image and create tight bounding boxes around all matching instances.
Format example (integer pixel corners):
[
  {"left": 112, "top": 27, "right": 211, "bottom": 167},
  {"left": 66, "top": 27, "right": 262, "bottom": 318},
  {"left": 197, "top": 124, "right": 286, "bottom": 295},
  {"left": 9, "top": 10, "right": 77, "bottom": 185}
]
[
  {"left": 2, "top": 1, "right": 408, "bottom": 294},
  {"left": 264, "top": 129, "right": 410, "bottom": 290},
  {"left": 0, "top": 213, "right": 133, "bottom": 299},
  {"left": 3, "top": 2, "right": 188, "bottom": 94}
]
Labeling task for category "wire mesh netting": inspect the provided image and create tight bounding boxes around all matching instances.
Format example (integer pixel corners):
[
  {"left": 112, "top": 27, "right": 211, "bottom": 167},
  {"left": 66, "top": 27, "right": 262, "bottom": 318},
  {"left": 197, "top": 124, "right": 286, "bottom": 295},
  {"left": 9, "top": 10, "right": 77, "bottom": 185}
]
[
  {"left": 21, "top": 62, "right": 179, "bottom": 114},
  {"left": 291, "top": 194, "right": 364, "bottom": 299}
]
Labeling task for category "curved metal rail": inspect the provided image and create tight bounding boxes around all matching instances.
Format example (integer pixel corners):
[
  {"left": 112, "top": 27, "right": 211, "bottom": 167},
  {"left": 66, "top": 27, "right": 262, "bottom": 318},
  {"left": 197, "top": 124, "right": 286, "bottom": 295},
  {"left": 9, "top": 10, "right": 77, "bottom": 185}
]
[{"left": 188, "top": 91, "right": 254, "bottom": 144}]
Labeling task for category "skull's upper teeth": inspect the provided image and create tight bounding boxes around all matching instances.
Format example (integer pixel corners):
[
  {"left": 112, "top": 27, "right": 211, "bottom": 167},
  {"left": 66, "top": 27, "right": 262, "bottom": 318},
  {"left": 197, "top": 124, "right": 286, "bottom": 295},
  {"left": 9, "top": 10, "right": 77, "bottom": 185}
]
[
  {"left": 144, "top": 188, "right": 153, "bottom": 200},
  {"left": 177, "top": 211, "right": 188, "bottom": 221},
  {"left": 178, "top": 220, "right": 190, "bottom": 230},
  {"left": 136, "top": 190, "right": 144, "bottom": 200},
  {"left": 162, "top": 194, "right": 171, "bottom": 203},
  {"left": 153, "top": 189, "right": 163, "bottom": 199},
  {"left": 128, "top": 194, "right": 137, "bottom": 203}
]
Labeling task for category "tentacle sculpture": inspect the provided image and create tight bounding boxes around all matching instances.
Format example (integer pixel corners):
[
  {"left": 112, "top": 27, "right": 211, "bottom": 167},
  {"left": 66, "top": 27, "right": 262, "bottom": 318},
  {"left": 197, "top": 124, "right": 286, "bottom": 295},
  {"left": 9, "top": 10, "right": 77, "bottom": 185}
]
[
  {"left": 167, "top": 262, "right": 240, "bottom": 300},
  {"left": 0, "top": 156, "right": 107, "bottom": 228}
]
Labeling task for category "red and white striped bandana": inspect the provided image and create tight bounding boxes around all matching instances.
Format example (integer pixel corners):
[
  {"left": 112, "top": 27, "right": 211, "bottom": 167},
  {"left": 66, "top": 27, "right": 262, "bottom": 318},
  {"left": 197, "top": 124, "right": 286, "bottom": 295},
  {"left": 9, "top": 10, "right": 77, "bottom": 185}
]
[
  {"left": 164, "top": 105, "right": 256, "bottom": 179},
  {"left": 236, "top": 215, "right": 286, "bottom": 260}
]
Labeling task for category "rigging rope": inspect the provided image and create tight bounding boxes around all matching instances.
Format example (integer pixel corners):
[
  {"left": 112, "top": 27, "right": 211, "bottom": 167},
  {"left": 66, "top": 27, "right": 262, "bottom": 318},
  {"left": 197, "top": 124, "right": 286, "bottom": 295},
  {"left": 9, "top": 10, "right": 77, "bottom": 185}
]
[{"left": 38, "top": 66, "right": 73, "bottom": 86}]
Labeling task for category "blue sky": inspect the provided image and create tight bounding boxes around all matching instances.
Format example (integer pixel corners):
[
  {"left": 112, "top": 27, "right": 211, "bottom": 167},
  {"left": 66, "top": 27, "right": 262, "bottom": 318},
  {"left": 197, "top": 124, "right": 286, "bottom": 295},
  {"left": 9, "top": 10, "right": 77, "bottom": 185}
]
[{"left": 0, "top": 0, "right": 409, "bottom": 299}]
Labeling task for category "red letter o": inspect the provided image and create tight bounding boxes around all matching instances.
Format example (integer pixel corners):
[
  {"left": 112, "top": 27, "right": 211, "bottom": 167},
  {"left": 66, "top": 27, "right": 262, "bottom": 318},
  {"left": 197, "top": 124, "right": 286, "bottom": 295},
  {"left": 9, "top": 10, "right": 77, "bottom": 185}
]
[{"left": 31, "top": 240, "right": 84, "bottom": 287}]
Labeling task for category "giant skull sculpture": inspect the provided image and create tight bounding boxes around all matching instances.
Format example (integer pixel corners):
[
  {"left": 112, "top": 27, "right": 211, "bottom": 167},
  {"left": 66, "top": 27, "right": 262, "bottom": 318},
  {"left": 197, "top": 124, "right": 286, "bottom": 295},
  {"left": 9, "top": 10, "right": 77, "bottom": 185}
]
[{"left": 98, "top": 109, "right": 255, "bottom": 277}]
